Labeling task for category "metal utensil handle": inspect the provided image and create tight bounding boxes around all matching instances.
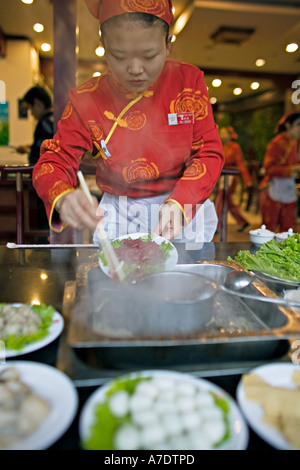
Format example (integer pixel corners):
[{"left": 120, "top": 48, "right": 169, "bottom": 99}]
[{"left": 220, "top": 285, "right": 300, "bottom": 309}]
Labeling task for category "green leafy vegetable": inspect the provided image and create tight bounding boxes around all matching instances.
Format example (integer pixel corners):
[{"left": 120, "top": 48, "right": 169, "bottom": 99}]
[
  {"left": 228, "top": 235, "right": 300, "bottom": 282},
  {"left": 0, "top": 303, "right": 55, "bottom": 351},
  {"left": 83, "top": 375, "right": 149, "bottom": 450}
]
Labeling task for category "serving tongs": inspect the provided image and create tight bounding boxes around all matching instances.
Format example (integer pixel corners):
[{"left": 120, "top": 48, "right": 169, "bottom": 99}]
[{"left": 77, "top": 171, "right": 126, "bottom": 281}]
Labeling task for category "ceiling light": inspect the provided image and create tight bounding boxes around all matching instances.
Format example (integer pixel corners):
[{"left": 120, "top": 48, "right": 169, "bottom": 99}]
[
  {"left": 233, "top": 87, "right": 242, "bottom": 96},
  {"left": 33, "top": 23, "right": 44, "bottom": 33},
  {"left": 95, "top": 46, "right": 105, "bottom": 57},
  {"left": 41, "top": 43, "right": 51, "bottom": 52},
  {"left": 255, "top": 58, "right": 266, "bottom": 67},
  {"left": 286, "top": 42, "right": 299, "bottom": 53},
  {"left": 22, "top": 0, "right": 34, "bottom": 4},
  {"left": 250, "top": 81, "right": 260, "bottom": 90},
  {"left": 210, "top": 97, "right": 217, "bottom": 105},
  {"left": 171, "top": 4, "right": 194, "bottom": 36},
  {"left": 212, "top": 79, "right": 222, "bottom": 87},
  {"left": 93, "top": 72, "right": 101, "bottom": 77}
]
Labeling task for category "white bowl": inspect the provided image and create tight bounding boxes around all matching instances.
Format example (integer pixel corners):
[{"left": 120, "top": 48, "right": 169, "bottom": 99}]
[
  {"left": 249, "top": 225, "right": 275, "bottom": 246},
  {"left": 275, "top": 228, "right": 294, "bottom": 243}
]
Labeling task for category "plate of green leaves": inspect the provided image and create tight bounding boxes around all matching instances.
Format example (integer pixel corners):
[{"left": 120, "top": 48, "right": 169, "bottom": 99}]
[
  {"left": 228, "top": 234, "right": 300, "bottom": 285},
  {"left": 0, "top": 303, "right": 64, "bottom": 358}
]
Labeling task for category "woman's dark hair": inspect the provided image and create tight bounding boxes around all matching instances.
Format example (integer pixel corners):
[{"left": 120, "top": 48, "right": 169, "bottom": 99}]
[
  {"left": 101, "top": 12, "right": 170, "bottom": 43},
  {"left": 22, "top": 86, "right": 52, "bottom": 109},
  {"left": 277, "top": 112, "right": 300, "bottom": 133}
]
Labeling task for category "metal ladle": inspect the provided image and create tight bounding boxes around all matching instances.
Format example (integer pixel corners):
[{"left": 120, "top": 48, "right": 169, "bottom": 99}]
[
  {"left": 221, "top": 270, "right": 300, "bottom": 309},
  {"left": 224, "top": 270, "right": 258, "bottom": 290}
]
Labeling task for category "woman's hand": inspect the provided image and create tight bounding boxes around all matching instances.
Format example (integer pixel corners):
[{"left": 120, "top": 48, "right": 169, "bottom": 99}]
[
  {"left": 152, "top": 201, "right": 183, "bottom": 241},
  {"left": 56, "top": 189, "right": 104, "bottom": 231}
]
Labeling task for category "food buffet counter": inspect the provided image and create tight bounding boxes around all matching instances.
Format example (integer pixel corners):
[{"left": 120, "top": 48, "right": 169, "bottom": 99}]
[{"left": 0, "top": 242, "right": 298, "bottom": 451}]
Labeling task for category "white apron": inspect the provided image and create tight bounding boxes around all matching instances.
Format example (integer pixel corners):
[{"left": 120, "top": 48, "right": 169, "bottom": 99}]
[
  {"left": 93, "top": 193, "right": 218, "bottom": 244},
  {"left": 268, "top": 177, "right": 297, "bottom": 204}
]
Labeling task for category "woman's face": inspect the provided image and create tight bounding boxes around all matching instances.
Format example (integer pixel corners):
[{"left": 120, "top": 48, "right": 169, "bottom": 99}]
[{"left": 102, "top": 19, "right": 171, "bottom": 94}]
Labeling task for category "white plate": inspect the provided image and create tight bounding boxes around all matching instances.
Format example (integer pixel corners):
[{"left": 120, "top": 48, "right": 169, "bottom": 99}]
[
  {"left": 2, "top": 304, "right": 64, "bottom": 358},
  {"left": 79, "top": 370, "right": 249, "bottom": 450},
  {"left": 236, "top": 363, "right": 300, "bottom": 450},
  {"left": 98, "top": 233, "right": 178, "bottom": 278},
  {"left": 0, "top": 361, "right": 78, "bottom": 450}
]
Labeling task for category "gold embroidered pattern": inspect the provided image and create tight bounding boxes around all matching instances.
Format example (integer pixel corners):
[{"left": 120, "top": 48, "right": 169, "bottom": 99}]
[
  {"left": 87, "top": 120, "right": 104, "bottom": 141},
  {"left": 48, "top": 181, "right": 73, "bottom": 205},
  {"left": 76, "top": 78, "right": 100, "bottom": 94},
  {"left": 182, "top": 161, "right": 207, "bottom": 180},
  {"left": 121, "top": 0, "right": 168, "bottom": 19},
  {"left": 40, "top": 139, "right": 61, "bottom": 154},
  {"left": 34, "top": 163, "right": 54, "bottom": 181},
  {"left": 61, "top": 101, "right": 73, "bottom": 120},
  {"left": 170, "top": 89, "right": 208, "bottom": 121},
  {"left": 99, "top": 184, "right": 113, "bottom": 193},
  {"left": 192, "top": 138, "right": 204, "bottom": 151},
  {"left": 122, "top": 158, "right": 159, "bottom": 183},
  {"left": 125, "top": 111, "right": 146, "bottom": 130}
]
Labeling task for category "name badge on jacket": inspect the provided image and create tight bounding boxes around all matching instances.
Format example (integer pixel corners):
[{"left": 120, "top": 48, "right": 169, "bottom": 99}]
[{"left": 168, "top": 112, "right": 195, "bottom": 126}]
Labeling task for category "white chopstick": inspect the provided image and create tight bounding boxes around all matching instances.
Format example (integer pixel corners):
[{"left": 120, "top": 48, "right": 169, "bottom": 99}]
[
  {"left": 77, "top": 170, "right": 94, "bottom": 205},
  {"left": 77, "top": 171, "right": 125, "bottom": 281},
  {"left": 6, "top": 242, "right": 97, "bottom": 249}
]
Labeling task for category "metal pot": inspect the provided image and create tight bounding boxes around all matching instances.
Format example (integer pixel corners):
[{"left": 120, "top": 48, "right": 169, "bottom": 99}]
[{"left": 89, "top": 271, "right": 218, "bottom": 338}]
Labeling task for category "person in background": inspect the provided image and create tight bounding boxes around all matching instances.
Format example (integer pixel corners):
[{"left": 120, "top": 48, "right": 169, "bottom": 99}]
[
  {"left": 17, "top": 86, "right": 54, "bottom": 166},
  {"left": 259, "top": 111, "right": 300, "bottom": 232},
  {"left": 33, "top": 0, "right": 224, "bottom": 244},
  {"left": 215, "top": 126, "right": 252, "bottom": 233},
  {"left": 17, "top": 86, "right": 53, "bottom": 240}
]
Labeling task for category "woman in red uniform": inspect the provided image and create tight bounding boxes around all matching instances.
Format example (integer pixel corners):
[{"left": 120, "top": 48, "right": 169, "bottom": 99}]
[
  {"left": 215, "top": 126, "right": 252, "bottom": 232},
  {"left": 33, "top": 0, "right": 224, "bottom": 243},
  {"left": 259, "top": 111, "right": 300, "bottom": 232}
]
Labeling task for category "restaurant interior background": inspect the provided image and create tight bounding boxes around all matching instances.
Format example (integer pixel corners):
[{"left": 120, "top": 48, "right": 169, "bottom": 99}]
[{"left": 0, "top": 0, "right": 299, "bottom": 243}]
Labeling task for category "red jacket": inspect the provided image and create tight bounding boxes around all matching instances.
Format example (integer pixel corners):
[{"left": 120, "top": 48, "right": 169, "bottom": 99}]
[
  {"left": 259, "top": 132, "right": 299, "bottom": 189},
  {"left": 33, "top": 60, "right": 224, "bottom": 232}
]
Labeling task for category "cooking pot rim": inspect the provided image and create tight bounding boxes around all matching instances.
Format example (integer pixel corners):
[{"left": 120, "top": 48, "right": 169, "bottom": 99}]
[{"left": 140, "top": 270, "right": 219, "bottom": 304}]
